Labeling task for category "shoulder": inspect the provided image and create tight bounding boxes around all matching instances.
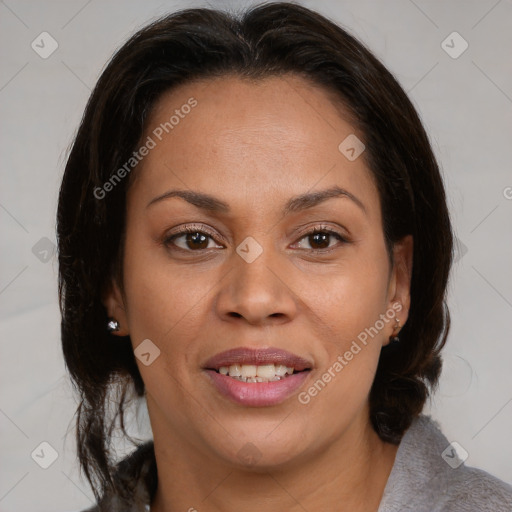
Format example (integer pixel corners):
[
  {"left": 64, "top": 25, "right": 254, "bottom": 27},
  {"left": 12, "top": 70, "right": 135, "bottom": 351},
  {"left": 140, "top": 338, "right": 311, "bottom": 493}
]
[
  {"left": 378, "top": 414, "right": 512, "bottom": 512},
  {"left": 445, "top": 464, "right": 512, "bottom": 511}
]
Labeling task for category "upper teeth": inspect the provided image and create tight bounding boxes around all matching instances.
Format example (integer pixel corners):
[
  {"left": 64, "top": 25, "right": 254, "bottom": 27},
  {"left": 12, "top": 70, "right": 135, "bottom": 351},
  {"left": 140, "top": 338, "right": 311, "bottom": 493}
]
[{"left": 218, "top": 364, "right": 295, "bottom": 382}]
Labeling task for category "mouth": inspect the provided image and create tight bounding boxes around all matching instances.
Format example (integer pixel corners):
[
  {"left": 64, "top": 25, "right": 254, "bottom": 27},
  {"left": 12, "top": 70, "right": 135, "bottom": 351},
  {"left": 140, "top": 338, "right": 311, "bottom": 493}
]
[
  {"left": 202, "top": 347, "right": 313, "bottom": 406},
  {"left": 203, "top": 347, "right": 312, "bottom": 380},
  {"left": 212, "top": 363, "right": 305, "bottom": 383}
]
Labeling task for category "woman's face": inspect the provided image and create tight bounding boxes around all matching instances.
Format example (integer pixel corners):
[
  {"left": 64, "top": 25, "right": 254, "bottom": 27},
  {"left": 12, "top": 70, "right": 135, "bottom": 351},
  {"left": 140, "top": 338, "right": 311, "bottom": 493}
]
[{"left": 106, "top": 74, "right": 412, "bottom": 468}]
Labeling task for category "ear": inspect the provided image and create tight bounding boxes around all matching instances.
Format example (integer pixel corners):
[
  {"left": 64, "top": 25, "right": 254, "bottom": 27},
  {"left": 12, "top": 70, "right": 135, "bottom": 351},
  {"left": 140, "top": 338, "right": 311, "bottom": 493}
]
[
  {"left": 102, "top": 279, "right": 130, "bottom": 336},
  {"left": 384, "top": 235, "right": 413, "bottom": 345}
]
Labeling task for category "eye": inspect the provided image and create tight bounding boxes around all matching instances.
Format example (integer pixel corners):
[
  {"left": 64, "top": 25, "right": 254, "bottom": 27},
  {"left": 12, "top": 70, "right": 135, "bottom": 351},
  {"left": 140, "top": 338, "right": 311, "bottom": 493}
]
[
  {"left": 163, "top": 224, "right": 349, "bottom": 254},
  {"left": 292, "top": 225, "right": 349, "bottom": 252},
  {"left": 163, "top": 225, "right": 224, "bottom": 252}
]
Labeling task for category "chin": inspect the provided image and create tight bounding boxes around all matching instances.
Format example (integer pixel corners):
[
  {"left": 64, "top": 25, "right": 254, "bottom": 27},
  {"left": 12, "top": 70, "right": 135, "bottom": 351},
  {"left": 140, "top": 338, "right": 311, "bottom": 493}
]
[{"left": 205, "top": 422, "right": 312, "bottom": 470}]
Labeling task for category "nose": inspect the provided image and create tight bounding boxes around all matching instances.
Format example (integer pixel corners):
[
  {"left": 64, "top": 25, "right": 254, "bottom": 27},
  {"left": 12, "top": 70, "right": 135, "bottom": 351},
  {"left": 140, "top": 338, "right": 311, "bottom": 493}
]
[{"left": 215, "top": 241, "right": 298, "bottom": 326}]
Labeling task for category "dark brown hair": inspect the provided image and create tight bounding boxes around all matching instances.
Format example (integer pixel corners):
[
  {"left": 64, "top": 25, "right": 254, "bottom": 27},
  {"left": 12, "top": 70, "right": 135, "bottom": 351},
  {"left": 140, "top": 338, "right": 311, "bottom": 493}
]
[{"left": 57, "top": 1, "right": 453, "bottom": 504}]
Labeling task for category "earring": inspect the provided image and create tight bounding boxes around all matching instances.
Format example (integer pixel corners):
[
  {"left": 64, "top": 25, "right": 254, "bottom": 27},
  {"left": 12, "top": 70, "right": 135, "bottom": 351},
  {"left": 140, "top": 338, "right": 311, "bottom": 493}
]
[
  {"left": 107, "top": 318, "right": 120, "bottom": 332},
  {"left": 389, "top": 317, "right": 401, "bottom": 345}
]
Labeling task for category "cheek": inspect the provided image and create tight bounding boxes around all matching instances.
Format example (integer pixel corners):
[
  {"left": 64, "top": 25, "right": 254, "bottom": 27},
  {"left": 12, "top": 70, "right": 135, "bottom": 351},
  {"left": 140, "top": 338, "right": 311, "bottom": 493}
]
[
  {"left": 120, "top": 232, "right": 222, "bottom": 395},
  {"left": 121, "top": 244, "right": 215, "bottom": 427},
  {"left": 121, "top": 222, "right": 211, "bottom": 337},
  {"left": 297, "top": 279, "right": 387, "bottom": 445},
  {"left": 304, "top": 244, "right": 390, "bottom": 405},
  {"left": 126, "top": 266, "right": 209, "bottom": 341},
  {"left": 315, "top": 250, "right": 390, "bottom": 350}
]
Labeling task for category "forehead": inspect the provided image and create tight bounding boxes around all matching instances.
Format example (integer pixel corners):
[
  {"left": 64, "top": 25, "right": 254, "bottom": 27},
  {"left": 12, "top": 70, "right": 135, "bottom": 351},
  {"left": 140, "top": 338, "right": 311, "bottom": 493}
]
[{"left": 130, "top": 74, "right": 380, "bottom": 220}]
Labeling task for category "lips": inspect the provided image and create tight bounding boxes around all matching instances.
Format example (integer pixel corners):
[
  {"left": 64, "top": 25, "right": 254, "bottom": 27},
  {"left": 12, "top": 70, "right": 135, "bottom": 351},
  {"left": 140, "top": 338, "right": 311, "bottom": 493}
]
[
  {"left": 203, "top": 347, "right": 312, "bottom": 372},
  {"left": 202, "top": 347, "right": 313, "bottom": 407}
]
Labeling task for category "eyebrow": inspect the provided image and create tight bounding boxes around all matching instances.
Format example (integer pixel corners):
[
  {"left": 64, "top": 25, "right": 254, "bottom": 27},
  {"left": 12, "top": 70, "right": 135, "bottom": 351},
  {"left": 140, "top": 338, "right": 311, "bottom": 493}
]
[{"left": 146, "top": 185, "right": 366, "bottom": 215}]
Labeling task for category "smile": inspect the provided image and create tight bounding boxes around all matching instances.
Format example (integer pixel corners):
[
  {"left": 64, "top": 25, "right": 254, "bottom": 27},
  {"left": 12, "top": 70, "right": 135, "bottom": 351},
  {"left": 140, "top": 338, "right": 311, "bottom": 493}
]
[
  {"left": 216, "top": 363, "right": 296, "bottom": 382},
  {"left": 202, "top": 347, "right": 313, "bottom": 406}
]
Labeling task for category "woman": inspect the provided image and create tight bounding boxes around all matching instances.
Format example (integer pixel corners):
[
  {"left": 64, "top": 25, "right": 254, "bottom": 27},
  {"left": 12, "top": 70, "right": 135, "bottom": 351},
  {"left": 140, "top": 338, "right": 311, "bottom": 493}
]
[{"left": 57, "top": 2, "right": 512, "bottom": 511}]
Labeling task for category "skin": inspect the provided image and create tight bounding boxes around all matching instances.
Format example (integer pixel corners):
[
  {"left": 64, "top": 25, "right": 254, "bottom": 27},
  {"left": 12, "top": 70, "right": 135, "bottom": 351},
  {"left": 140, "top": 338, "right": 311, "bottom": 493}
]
[{"left": 105, "top": 74, "right": 413, "bottom": 512}]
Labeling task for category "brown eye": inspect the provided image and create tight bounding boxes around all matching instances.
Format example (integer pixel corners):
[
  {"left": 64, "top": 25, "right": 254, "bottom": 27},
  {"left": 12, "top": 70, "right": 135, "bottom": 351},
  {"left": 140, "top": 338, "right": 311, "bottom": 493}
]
[
  {"left": 308, "top": 232, "right": 330, "bottom": 250},
  {"left": 293, "top": 227, "right": 348, "bottom": 252},
  {"left": 163, "top": 226, "right": 223, "bottom": 252},
  {"left": 182, "top": 232, "right": 209, "bottom": 250},
  {"left": 167, "top": 231, "right": 211, "bottom": 250}
]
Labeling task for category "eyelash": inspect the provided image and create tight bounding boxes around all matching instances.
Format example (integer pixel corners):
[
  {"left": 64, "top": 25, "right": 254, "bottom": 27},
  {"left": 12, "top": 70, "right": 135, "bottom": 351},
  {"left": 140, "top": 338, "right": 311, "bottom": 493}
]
[{"left": 163, "top": 223, "right": 349, "bottom": 254}]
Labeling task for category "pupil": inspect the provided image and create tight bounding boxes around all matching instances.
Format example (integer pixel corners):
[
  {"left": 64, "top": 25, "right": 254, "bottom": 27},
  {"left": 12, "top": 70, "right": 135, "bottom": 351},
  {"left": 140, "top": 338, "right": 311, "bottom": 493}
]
[
  {"left": 187, "top": 232, "right": 207, "bottom": 249},
  {"left": 311, "top": 232, "right": 329, "bottom": 249}
]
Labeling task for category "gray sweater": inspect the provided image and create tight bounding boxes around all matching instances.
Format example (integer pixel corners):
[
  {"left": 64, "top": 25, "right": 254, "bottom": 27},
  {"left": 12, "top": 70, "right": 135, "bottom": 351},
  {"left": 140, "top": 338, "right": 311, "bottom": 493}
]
[{"left": 83, "top": 414, "right": 512, "bottom": 511}]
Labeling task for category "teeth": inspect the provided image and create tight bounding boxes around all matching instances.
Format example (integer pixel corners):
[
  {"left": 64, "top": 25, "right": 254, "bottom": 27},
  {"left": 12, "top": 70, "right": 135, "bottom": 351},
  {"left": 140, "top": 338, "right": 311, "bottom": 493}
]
[
  {"left": 216, "top": 364, "right": 296, "bottom": 382},
  {"left": 241, "top": 364, "right": 258, "bottom": 378},
  {"left": 256, "top": 364, "right": 276, "bottom": 379},
  {"left": 275, "top": 365, "right": 288, "bottom": 376},
  {"left": 229, "top": 364, "right": 241, "bottom": 377}
]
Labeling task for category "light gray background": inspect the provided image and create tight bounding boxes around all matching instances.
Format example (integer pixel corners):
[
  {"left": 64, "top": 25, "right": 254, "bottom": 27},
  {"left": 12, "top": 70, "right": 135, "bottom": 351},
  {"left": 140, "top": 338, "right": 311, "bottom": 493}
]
[{"left": 1, "top": 0, "right": 511, "bottom": 510}]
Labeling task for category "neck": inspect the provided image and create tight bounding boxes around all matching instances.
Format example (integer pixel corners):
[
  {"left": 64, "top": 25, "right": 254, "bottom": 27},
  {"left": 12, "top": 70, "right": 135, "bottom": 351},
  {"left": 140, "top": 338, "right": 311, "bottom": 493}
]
[{"left": 149, "top": 405, "right": 398, "bottom": 512}]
